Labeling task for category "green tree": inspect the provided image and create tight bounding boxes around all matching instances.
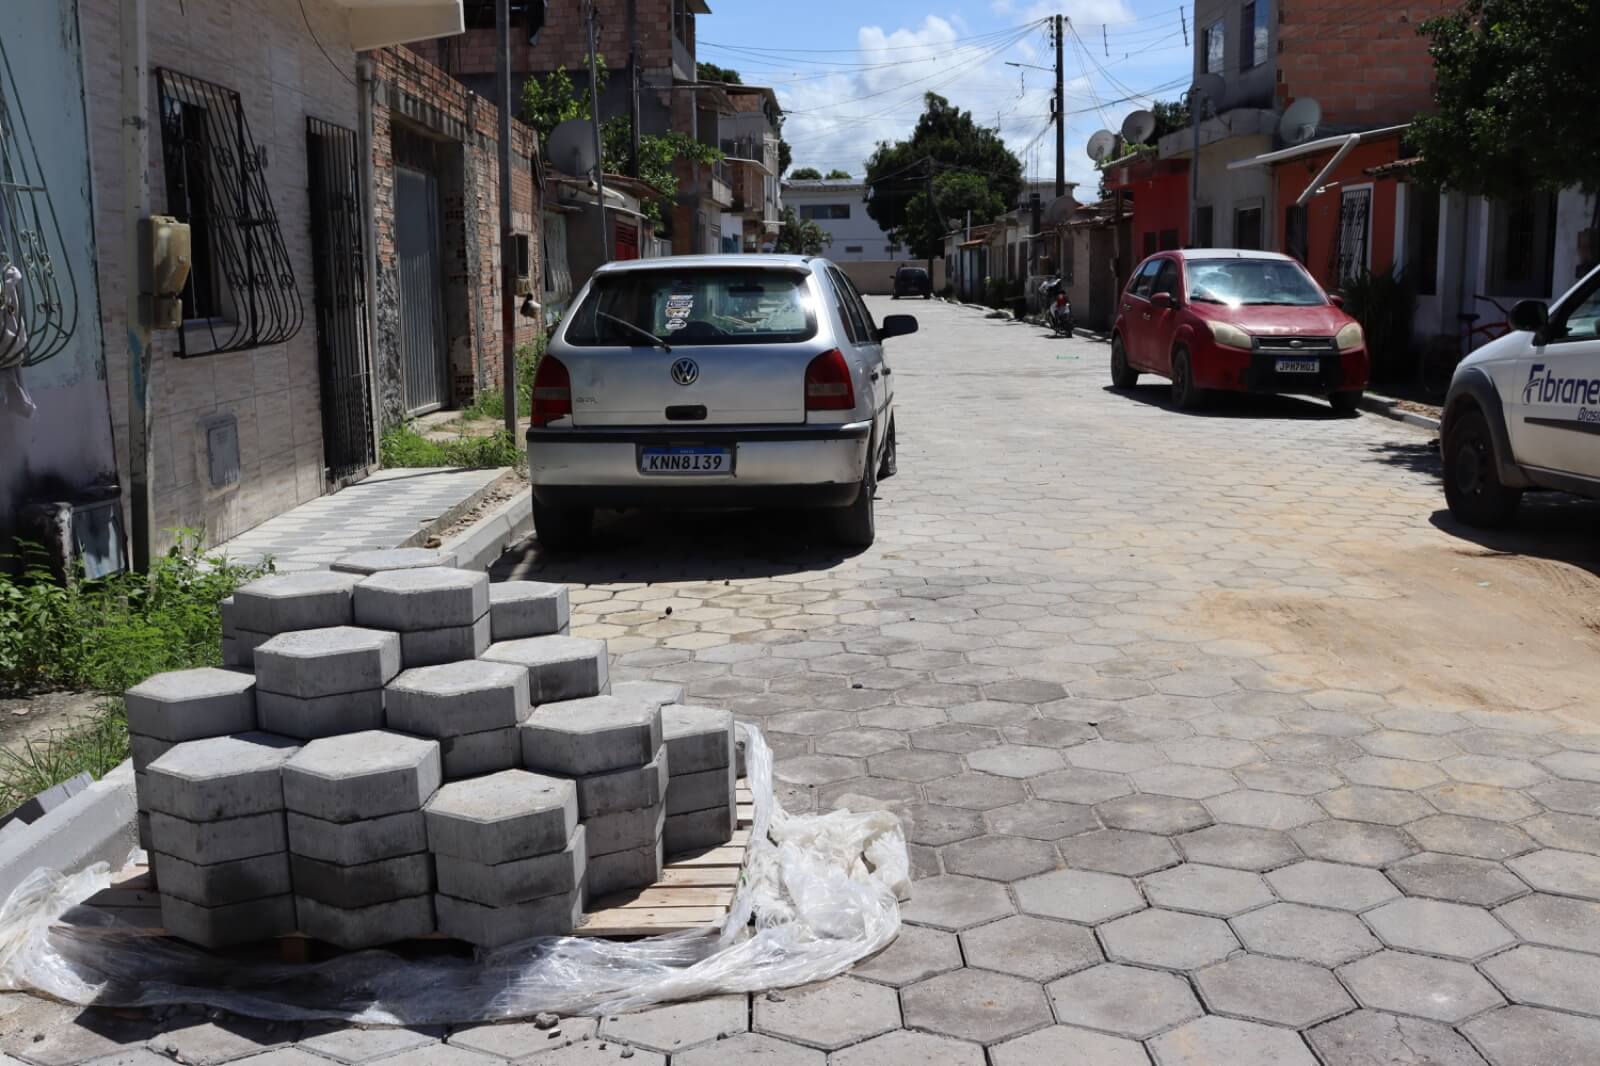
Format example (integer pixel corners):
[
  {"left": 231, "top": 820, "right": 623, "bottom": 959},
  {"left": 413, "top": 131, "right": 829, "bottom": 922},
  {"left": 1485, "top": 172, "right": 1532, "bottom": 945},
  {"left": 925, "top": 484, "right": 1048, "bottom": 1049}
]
[
  {"left": 789, "top": 166, "right": 823, "bottom": 180},
  {"left": 864, "top": 93, "right": 1023, "bottom": 260},
  {"left": 600, "top": 117, "right": 722, "bottom": 227},
  {"left": 1150, "top": 98, "right": 1190, "bottom": 141},
  {"left": 825, "top": 168, "right": 852, "bottom": 179},
  {"left": 521, "top": 58, "right": 607, "bottom": 145},
  {"left": 1410, "top": 0, "right": 1600, "bottom": 199},
  {"left": 773, "top": 207, "right": 831, "bottom": 255},
  {"left": 779, "top": 138, "right": 793, "bottom": 175},
  {"left": 696, "top": 61, "right": 742, "bottom": 84}
]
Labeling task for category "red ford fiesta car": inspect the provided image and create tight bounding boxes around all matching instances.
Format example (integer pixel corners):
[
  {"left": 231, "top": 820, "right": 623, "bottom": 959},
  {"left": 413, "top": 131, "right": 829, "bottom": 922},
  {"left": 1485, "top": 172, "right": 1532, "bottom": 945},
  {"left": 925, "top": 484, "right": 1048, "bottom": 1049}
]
[{"left": 1110, "top": 249, "right": 1369, "bottom": 412}]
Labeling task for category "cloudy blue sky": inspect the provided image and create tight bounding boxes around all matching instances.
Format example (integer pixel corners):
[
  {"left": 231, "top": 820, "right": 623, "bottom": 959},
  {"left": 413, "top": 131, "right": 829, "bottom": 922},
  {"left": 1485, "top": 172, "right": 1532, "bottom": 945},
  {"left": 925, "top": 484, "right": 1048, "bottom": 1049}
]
[{"left": 699, "top": 1, "right": 1196, "bottom": 190}]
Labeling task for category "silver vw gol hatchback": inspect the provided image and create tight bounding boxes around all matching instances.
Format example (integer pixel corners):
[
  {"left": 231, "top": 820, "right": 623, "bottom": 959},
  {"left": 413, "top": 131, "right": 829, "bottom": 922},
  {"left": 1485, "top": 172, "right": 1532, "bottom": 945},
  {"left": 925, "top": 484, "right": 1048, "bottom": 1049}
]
[{"left": 526, "top": 255, "right": 918, "bottom": 550}]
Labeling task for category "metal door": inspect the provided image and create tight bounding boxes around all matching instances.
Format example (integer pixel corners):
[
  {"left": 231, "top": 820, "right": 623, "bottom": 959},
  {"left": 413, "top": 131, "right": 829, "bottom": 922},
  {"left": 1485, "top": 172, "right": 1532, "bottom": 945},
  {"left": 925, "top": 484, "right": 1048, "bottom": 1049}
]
[
  {"left": 395, "top": 166, "right": 447, "bottom": 414},
  {"left": 306, "top": 118, "right": 374, "bottom": 482},
  {"left": 1333, "top": 188, "right": 1372, "bottom": 284}
]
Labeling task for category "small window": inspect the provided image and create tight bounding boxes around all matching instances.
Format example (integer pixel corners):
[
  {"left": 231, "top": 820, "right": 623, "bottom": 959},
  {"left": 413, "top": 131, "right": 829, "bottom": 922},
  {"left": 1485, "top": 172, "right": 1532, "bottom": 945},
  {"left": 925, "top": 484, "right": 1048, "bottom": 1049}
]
[
  {"left": 513, "top": 233, "right": 532, "bottom": 288},
  {"left": 1159, "top": 229, "right": 1180, "bottom": 251},
  {"left": 1130, "top": 258, "right": 1162, "bottom": 297},
  {"left": 1240, "top": 1, "right": 1269, "bottom": 69},
  {"left": 799, "top": 203, "right": 850, "bottom": 220},
  {"left": 844, "top": 245, "right": 864, "bottom": 254},
  {"left": 1143, "top": 231, "right": 1157, "bottom": 257},
  {"left": 1405, "top": 186, "right": 1439, "bottom": 297},
  {"left": 1204, "top": 20, "right": 1225, "bottom": 74},
  {"left": 1195, "top": 205, "right": 1214, "bottom": 248},
  {"left": 1487, "top": 192, "right": 1557, "bottom": 299},
  {"left": 1333, "top": 189, "right": 1370, "bottom": 282},
  {"left": 1234, "top": 207, "right": 1263, "bottom": 250}
]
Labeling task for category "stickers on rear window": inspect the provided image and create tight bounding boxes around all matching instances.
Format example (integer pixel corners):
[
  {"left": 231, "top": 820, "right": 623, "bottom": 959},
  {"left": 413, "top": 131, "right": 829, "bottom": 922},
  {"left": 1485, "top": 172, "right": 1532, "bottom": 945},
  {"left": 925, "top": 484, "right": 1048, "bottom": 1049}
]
[{"left": 664, "top": 293, "right": 694, "bottom": 331}]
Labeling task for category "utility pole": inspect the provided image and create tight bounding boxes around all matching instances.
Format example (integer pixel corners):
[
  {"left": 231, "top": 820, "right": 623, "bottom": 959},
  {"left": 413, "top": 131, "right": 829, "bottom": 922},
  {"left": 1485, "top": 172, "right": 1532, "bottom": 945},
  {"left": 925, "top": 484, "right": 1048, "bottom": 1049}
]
[
  {"left": 495, "top": 0, "right": 516, "bottom": 438},
  {"left": 122, "top": 0, "right": 153, "bottom": 571},
  {"left": 627, "top": 0, "right": 640, "bottom": 177},
  {"left": 1054, "top": 14, "right": 1065, "bottom": 200},
  {"left": 586, "top": 1, "right": 610, "bottom": 263}
]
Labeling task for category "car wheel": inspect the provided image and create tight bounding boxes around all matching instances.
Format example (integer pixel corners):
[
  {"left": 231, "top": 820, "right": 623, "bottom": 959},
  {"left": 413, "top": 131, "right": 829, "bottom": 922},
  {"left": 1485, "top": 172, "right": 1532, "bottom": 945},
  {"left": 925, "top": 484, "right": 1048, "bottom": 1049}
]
[
  {"left": 1110, "top": 335, "right": 1139, "bottom": 389},
  {"left": 1171, "top": 347, "right": 1206, "bottom": 411},
  {"left": 1443, "top": 409, "right": 1522, "bottom": 527},
  {"left": 830, "top": 462, "right": 877, "bottom": 548},
  {"left": 1329, "top": 390, "right": 1362, "bottom": 414},
  {"left": 892, "top": 293, "right": 900, "bottom": 300},
  {"left": 877, "top": 417, "right": 898, "bottom": 480},
  {"left": 532, "top": 499, "right": 593, "bottom": 552}
]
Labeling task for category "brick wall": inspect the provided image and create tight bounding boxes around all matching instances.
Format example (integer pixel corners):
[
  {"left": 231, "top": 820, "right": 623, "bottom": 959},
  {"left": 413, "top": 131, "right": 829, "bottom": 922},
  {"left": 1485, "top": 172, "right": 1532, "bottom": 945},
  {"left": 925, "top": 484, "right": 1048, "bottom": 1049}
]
[
  {"left": 1277, "top": 1, "right": 1452, "bottom": 125},
  {"left": 81, "top": 0, "right": 359, "bottom": 551},
  {"left": 438, "top": 0, "right": 679, "bottom": 79}
]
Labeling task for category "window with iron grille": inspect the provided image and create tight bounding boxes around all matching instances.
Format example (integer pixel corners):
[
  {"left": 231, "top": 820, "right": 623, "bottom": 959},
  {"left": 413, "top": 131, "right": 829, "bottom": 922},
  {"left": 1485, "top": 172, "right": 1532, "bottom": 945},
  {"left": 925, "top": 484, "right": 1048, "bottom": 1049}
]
[
  {"left": 157, "top": 69, "right": 302, "bottom": 357},
  {"left": 1333, "top": 187, "right": 1371, "bottom": 283}
]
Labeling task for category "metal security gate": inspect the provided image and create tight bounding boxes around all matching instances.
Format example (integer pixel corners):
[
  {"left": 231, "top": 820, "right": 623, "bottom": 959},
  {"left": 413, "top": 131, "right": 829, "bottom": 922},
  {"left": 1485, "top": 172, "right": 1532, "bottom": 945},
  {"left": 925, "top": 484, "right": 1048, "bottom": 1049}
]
[
  {"left": 395, "top": 166, "right": 448, "bottom": 414},
  {"left": 1333, "top": 187, "right": 1372, "bottom": 284},
  {"left": 306, "top": 118, "right": 373, "bottom": 482}
]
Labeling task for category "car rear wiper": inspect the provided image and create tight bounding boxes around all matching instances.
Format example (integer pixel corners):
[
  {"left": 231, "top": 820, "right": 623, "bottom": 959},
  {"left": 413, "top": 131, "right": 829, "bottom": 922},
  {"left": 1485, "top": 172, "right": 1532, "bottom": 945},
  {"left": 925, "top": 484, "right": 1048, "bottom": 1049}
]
[{"left": 597, "top": 311, "right": 672, "bottom": 352}]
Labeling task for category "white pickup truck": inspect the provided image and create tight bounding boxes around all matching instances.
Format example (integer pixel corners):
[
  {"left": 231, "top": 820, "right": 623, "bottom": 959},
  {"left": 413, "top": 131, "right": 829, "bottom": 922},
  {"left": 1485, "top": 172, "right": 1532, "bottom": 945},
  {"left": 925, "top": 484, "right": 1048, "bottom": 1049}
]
[{"left": 1441, "top": 265, "right": 1600, "bottom": 526}]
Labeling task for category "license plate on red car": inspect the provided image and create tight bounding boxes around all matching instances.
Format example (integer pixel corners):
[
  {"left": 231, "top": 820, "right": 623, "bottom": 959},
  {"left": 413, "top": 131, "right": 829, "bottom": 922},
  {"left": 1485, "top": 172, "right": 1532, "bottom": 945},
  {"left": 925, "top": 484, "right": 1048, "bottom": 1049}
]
[{"left": 1275, "top": 359, "right": 1320, "bottom": 374}]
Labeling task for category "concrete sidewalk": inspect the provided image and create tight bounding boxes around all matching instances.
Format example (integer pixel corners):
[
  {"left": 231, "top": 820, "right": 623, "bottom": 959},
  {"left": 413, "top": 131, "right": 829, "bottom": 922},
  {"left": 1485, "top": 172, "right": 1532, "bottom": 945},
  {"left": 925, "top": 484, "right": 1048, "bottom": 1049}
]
[{"left": 215, "top": 467, "right": 507, "bottom": 572}]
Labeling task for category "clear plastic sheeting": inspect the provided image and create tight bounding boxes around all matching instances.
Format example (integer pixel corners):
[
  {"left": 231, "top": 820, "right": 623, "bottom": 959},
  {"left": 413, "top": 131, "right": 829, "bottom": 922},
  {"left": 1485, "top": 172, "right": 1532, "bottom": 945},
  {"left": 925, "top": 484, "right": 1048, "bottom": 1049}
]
[{"left": 0, "top": 724, "right": 910, "bottom": 1024}]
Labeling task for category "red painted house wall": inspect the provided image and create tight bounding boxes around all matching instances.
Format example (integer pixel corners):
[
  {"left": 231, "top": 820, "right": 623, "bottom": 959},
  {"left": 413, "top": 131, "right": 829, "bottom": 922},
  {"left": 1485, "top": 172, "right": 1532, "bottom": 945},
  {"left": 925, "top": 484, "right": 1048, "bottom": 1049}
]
[
  {"left": 1105, "top": 158, "right": 1189, "bottom": 258},
  {"left": 1272, "top": 136, "right": 1404, "bottom": 291}
]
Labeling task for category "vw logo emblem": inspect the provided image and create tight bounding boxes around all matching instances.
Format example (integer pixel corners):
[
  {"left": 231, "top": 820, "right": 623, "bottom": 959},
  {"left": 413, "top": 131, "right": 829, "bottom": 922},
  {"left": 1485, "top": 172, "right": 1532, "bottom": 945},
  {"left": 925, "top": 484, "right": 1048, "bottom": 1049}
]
[{"left": 670, "top": 358, "right": 699, "bottom": 386}]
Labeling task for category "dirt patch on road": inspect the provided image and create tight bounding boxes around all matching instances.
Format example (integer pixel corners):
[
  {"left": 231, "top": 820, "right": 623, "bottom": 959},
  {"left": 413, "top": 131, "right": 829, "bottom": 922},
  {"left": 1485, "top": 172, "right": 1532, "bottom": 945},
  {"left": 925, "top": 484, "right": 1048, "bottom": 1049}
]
[{"left": 1201, "top": 543, "right": 1600, "bottom": 719}]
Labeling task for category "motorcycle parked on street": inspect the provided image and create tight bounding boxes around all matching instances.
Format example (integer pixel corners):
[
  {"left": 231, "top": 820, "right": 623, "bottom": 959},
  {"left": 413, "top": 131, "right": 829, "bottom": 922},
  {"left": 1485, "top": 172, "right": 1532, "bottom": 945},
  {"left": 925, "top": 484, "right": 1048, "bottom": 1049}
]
[{"left": 1039, "top": 278, "right": 1075, "bottom": 338}]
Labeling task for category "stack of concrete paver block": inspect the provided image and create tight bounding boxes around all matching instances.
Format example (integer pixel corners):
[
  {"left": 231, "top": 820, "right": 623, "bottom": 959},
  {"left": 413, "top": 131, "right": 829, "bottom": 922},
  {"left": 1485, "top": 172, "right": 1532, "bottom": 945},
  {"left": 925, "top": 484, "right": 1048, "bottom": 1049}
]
[
  {"left": 662, "top": 704, "right": 739, "bottom": 855},
  {"left": 387, "top": 660, "right": 530, "bottom": 780},
  {"left": 282, "top": 730, "right": 441, "bottom": 948},
  {"left": 224, "top": 571, "right": 360, "bottom": 670},
  {"left": 426, "top": 770, "right": 586, "bottom": 947},
  {"left": 488, "top": 580, "right": 572, "bottom": 640},
  {"left": 330, "top": 547, "right": 458, "bottom": 576},
  {"left": 355, "top": 567, "right": 491, "bottom": 668}
]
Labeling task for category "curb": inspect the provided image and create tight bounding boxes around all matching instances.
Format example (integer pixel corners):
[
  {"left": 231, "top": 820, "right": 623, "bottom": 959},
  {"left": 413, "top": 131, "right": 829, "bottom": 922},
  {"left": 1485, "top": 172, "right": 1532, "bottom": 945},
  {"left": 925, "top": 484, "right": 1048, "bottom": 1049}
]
[
  {"left": 441, "top": 487, "right": 534, "bottom": 572},
  {"left": 0, "top": 760, "right": 137, "bottom": 903},
  {"left": 397, "top": 467, "right": 516, "bottom": 550},
  {"left": 1359, "top": 393, "right": 1441, "bottom": 433}
]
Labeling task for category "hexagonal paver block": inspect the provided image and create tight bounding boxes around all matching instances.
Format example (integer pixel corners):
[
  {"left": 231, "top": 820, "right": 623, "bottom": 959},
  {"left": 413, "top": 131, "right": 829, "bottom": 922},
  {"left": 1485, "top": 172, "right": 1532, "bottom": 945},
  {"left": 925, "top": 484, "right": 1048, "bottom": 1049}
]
[
  {"left": 386, "top": 660, "right": 531, "bottom": 738},
  {"left": 942, "top": 835, "right": 1060, "bottom": 882},
  {"left": 1100, "top": 908, "right": 1240, "bottom": 971},
  {"left": 753, "top": 976, "right": 900, "bottom": 1050},
  {"left": 353, "top": 567, "right": 489, "bottom": 632},
  {"left": 1206, "top": 790, "right": 1325, "bottom": 830},
  {"left": 1340, "top": 756, "right": 1446, "bottom": 791},
  {"left": 232, "top": 571, "right": 360, "bottom": 634},
  {"left": 924, "top": 773, "right": 1027, "bottom": 810},
  {"left": 659, "top": 704, "right": 733, "bottom": 777},
  {"left": 1132, "top": 764, "right": 1239, "bottom": 799},
  {"left": 868, "top": 749, "right": 963, "bottom": 782},
  {"left": 852, "top": 923, "right": 963, "bottom": 987},
  {"left": 901, "top": 874, "right": 1015, "bottom": 931},
  {"left": 1306, "top": 1010, "right": 1489, "bottom": 1066},
  {"left": 1495, "top": 893, "right": 1600, "bottom": 954},
  {"left": 1480, "top": 944, "right": 1600, "bottom": 1017},
  {"left": 1143, "top": 863, "right": 1273, "bottom": 917},
  {"left": 674, "top": 1033, "right": 820, "bottom": 1066},
  {"left": 1386, "top": 851, "right": 1530, "bottom": 907},
  {"left": 520, "top": 695, "right": 662, "bottom": 776},
  {"left": 1164, "top": 736, "right": 1260, "bottom": 769},
  {"left": 1441, "top": 754, "right": 1546, "bottom": 788},
  {"left": 280, "top": 729, "right": 441, "bottom": 823},
  {"left": 1291, "top": 820, "right": 1416, "bottom": 867},
  {"left": 1264, "top": 860, "right": 1399, "bottom": 911},
  {"left": 913, "top": 724, "right": 1003, "bottom": 755},
  {"left": 991, "top": 1025, "right": 1147, "bottom": 1066},
  {"left": 816, "top": 728, "right": 906, "bottom": 758},
  {"left": 1508, "top": 849, "right": 1600, "bottom": 900},
  {"left": 1362, "top": 897, "right": 1516, "bottom": 961},
  {"left": 1196, "top": 954, "right": 1355, "bottom": 1027},
  {"left": 520, "top": 1041, "right": 665, "bottom": 1064},
  {"left": 1235, "top": 762, "right": 1342, "bottom": 795},
  {"left": 1463, "top": 1006, "right": 1600, "bottom": 1066},
  {"left": 125, "top": 667, "right": 256, "bottom": 742},
  {"left": 423, "top": 769, "right": 576, "bottom": 863},
  {"left": 965, "top": 744, "right": 1065, "bottom": 778},
  {"left": 1522, "top": 812, "right": 1600, "bottom": 854},
  {"left": 1540, "top": 750, "right": 1600, "bottom": 783},
  {"left": 961, "top": 914, "right": 1101, "bottom": 981},
  {"left": 600, "top": 993, "right": 746, "bottom": 1052},
  {"left": 1030, "top": 768, "right": 1133, "bottom": 805},
  {"left": 1067, "top": 740, "right": 1168, "bottom": 773},
  {"left": 1047, "top": 962, "right": 1201, "bottom": 1039},
  {"left": 1316, "top": 786, "right": 1434, "bottom": 827},
  {"left": 986, "top": 678, "right": 1067, "bottom": 704},
  {"left": 902, "top": 804, "right": 987, "bottom": 847},
  {"left": 831, "top": 1032, "right": 981, "bottom": 1066},
  {"left": 143, "top": 732, "right": 301, "bottom": 821},
  {"left": 486, "top": 580, "right": 570, "bottom": 641},
  {"left": 1003, "top": 718, "right": 1095, "bottom": 748},
  {"left": 1426, "top": 782, "right": 1539, "bottom": 822},
  {"left": 1408, "top": 814, "right": 1535, "bottom": 861},
  {"left": 1356, "top": 730, "right": 1461, "bottom": 761},
  {"left": 987, "top": 799, "right": 1098, "bottom": 840},
  {"left": 1015, "top": 867, "right": 1144, "bottom": 924},
  {"left": 331, "top": 547, "right": 458, "bottom": 575},
  {"left": 1060, "top": 829, "right": 1178, "bottom": 876},
  {"left": 481, "top": 635, "right": 609, "bottom": 703},
  {"left": 1338, "top": 951, "right": 1505, "bottom": 1022},
  {"left": 1232, "top": 902, "right": 1380, "bottom": 966},
  {"left": 901, "top": 968, "right": 1052, "bottom": 1044},
  {"left": 1148, "top": 1016, "right": 1317, "bottom": 1066},
  {"left": 1097, "top": 793, "right": 1211, "bottom": 835},
  {"left": 254, "top": 627, "right": 401, "bottom": 699},
  {"left": 1176, "top": 825, "right": 1301, "bottom": 871}
]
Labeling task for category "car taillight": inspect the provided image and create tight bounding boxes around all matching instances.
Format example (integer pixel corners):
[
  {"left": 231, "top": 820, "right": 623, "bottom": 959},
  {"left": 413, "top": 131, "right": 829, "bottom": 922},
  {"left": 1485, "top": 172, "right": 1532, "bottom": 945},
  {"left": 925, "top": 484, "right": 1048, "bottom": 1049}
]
[
  {"left": 805, "top": 349, "right": 855, "bottom": 411},
  {"left": 531, "top": 355, "right": 572, "bottom": 426}
]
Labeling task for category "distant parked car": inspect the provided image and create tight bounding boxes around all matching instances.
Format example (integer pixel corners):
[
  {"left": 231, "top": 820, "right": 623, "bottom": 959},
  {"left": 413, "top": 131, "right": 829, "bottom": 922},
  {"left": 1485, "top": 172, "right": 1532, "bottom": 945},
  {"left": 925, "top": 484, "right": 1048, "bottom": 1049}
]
[
  {"left": 893, "top": 265, "right": 932, "bottom": 300},
  {"left": 1440, "top": 263, "right": 1600, "bottom": 526},
  {"left": 526, "top": 255, "right": 918, "bottom": 550},
  {"left": 1110, "top": 249, "right": 1369, "bottom": 413}
]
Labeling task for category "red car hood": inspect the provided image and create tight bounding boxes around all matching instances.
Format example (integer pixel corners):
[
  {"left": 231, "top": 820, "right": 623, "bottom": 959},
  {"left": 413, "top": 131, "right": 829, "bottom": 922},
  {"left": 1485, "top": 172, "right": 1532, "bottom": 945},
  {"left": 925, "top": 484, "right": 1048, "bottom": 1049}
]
[{"left": 1191, "top": 303, "right": 1353, "bottom": 337}]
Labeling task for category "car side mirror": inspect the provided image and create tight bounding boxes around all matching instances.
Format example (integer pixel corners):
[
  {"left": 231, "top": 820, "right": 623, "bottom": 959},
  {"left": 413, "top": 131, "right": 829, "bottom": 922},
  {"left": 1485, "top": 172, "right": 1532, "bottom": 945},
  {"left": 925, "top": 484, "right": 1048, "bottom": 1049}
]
[
  {"left": 1328, "top": 293, "right": 1346, "bottom": 309},
  {"left": 1510, "top": 299, "right": 1548, "bottom": 332},
  {"left": 879, "top": 314, "right": 918, "bottom": 341},
  {"left": 1151, "top": 292, "right": 1174, "bottom": 310}
]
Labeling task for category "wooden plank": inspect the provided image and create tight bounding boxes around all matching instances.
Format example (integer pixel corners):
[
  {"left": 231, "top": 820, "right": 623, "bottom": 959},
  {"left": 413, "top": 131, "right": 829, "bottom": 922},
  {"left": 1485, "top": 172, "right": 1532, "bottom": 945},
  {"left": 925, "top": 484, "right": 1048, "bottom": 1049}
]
[
  {"left": 588, "top": 887, "right": 735, "bottom": 911},
  {"left": 666, "top": 845, "right": 747, "bottom": 868},
  {"left": 656, "top": 866, "right": 742, "bottom": 888},
  {"left": 575, "top": 907, "right": 728, "bottom": 937}
]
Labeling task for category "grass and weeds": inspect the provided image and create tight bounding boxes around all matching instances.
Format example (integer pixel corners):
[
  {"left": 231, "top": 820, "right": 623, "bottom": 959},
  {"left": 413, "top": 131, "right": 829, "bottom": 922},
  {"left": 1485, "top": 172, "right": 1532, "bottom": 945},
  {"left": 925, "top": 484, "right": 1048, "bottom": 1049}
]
[
  {"left": 458, "top": 340, "right": 543, "bottom": 423},
  {"left": 0, "top": 532, "right": 271, "bottom": 809},
  {"left": 380, "top": 423, "right": 523, "bottom": 469}
]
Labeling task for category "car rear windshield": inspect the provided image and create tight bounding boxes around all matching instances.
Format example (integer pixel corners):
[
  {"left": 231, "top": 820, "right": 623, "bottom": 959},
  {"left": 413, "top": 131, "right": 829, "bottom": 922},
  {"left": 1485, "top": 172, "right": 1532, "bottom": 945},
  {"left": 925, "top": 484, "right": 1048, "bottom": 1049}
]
[
  {"left": 564, "top": 268, "right": 817, "bottom": 346},
  {"left": 899, "top": 268, "right": 929, "bottom": 279},
  {"left": 1186, "top": 259, "right": 1328, "bottom": 307}
]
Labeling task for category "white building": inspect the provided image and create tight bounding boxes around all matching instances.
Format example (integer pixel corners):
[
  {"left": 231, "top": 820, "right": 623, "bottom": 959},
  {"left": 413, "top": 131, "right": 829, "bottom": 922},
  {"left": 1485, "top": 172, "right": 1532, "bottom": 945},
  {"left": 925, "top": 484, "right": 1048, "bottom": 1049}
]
[{"left": 781, "top": 179, "right": 900, "bottom": 263}]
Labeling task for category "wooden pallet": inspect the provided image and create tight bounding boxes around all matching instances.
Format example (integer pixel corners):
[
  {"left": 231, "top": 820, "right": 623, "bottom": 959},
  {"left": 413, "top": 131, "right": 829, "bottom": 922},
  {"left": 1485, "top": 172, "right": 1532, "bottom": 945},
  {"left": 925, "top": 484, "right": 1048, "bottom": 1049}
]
[{"left": 60, "top": 782, "right": 758, "bottom": 945}]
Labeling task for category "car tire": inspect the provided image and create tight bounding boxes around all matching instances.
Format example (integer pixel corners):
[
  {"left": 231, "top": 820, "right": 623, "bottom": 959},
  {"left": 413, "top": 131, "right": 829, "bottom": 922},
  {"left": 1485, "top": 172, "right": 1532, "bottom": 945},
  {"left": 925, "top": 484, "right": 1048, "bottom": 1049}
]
[
  {"left": 1443, "top": 408, "right": 1522, "bottom": 528},
  {"left": 1171, "top": 347, "right": 1206, "bottom": 411},
  {"left": 532, "top": 499, "right": 593, "bottom": 552},
  {"left": 1110, "top": 335, "right": 1139, "bottom": 389},
  {"left": 877, "top": 417, "right": 898, "bottom": 480},
  {"left": 1329, "top": 390, "right": 1362, "bottom": 414},
  {"left": 892, "top": 293, "right": 900, "bottom": 300},
  {"left": 830, "top": 463, "right": 876, "bottom": 548}
]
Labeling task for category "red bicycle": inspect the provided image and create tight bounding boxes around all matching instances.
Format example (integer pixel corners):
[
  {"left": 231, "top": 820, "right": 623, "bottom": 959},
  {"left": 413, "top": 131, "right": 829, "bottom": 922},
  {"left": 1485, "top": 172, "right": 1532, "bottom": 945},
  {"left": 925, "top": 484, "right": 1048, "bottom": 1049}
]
[{"left": 1421, "top": 294, "right": 1512, "bottom": 396}]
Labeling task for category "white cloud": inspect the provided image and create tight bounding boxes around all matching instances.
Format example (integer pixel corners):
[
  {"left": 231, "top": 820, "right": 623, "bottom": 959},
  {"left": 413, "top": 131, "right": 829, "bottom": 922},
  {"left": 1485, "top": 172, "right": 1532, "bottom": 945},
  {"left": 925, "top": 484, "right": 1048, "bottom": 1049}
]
[{"left": 1024, "top": 0, "right": 1136, "bottom": 24}]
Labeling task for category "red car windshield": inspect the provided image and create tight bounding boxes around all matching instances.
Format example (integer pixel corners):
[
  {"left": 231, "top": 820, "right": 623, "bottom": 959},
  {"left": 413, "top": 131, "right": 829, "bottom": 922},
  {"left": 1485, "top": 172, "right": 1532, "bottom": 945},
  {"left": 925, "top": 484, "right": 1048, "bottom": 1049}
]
[{"left": 1187, "top": 259, "right": 1327, "bottom": 307}]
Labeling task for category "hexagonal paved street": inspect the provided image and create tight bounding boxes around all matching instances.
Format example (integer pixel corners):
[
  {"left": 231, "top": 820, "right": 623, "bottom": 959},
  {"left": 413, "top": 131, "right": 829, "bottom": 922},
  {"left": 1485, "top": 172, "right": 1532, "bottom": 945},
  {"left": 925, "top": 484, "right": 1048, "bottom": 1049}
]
[{"left": 10, "top": 298, "right": 1600, "bottom": 1062}]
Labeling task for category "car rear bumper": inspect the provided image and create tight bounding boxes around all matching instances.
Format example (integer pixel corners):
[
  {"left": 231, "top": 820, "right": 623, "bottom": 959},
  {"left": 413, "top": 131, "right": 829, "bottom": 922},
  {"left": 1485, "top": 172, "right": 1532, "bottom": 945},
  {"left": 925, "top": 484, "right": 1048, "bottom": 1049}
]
[{"left": 526, "top": 421, "right": 870, "bottom": 509}]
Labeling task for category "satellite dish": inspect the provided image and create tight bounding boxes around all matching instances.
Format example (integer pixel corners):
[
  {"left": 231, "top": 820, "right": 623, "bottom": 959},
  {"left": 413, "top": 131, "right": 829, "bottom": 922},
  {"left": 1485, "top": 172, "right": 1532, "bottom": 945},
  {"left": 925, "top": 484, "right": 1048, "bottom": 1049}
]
[
  {"left": 1086, "top": 129, "right": 1117, "bottom": 163},
  {"left": 548, "top": 119, "right": 599, "bottom": 178},
  {"left": 1192, "top": 73, "right": 1226, "bottom": 107},
  {"left": 1044, "top": 193, "right": 1080, "bottom": 225},
  {"left": 1121, "top": 110, "right": 1157, "bottom": 146},
  {"left": 1279, "top": 97, "right": 1322, "bottom": 146}
]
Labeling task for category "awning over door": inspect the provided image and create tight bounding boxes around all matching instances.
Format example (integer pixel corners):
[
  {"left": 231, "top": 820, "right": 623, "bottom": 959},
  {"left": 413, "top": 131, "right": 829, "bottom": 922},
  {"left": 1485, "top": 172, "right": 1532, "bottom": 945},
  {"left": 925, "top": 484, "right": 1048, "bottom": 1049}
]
[{"left": 333, "top": 0, "right": 465, "bottom": 50}]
